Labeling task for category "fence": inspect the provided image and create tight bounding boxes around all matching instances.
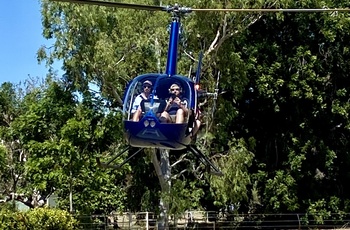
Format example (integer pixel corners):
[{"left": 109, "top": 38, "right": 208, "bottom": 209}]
[{"left": 76, "top": 211, "right": 350, "bottom": 229}]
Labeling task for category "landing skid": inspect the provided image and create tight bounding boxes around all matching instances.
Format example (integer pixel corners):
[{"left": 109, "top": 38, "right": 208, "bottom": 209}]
[
  {"left": 187, "top": 145, "right": 223, "bottom": 176},
  {"left": 96, "top": 144, "right": 223, "bottom": 176},
  {"left": 96, "top": 146, "right": 144, "bottom": 169}
]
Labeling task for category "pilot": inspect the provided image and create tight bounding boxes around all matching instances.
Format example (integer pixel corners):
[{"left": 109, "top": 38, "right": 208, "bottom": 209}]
[
  {"left": 132, "top": 80, "right": 153, "bottom": 121},
  {"left": 160, "top": 83, "right": 188, "bottom": 123}
]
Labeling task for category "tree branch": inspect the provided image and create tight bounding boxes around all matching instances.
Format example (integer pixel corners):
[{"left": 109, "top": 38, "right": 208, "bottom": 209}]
[
  {"left": 171, "top": 153, "right": 188, "bottom": 168},
  {"left": 204, "top": 13, "right": 264, "bottom": 58},
  {"left": 204, "top": 29, "right": 221, "bottom": 57}
]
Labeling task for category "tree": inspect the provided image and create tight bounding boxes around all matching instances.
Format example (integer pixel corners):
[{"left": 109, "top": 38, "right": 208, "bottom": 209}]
[
  {"left": 0, "top": 77, "right": 129, "bottom": 214},
  {"left": 0, "top": 82, "right": 32, "bottom": 207},
  {"left": 210, "top": 139, "right": 254, "bottom": 209},
  {"left": 16, "top": 79, "right": 128, "bottom": 214},
  {"left": 230, "top": 0, "right": 350, "bottom": 214}
]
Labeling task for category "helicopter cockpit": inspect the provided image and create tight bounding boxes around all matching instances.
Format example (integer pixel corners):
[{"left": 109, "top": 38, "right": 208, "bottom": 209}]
[
  {"left": 123, "top": 73, "right": 196, "bottom": 123},
  {"left": 122, "top": 73, "right": 196, "bottom": 149}
]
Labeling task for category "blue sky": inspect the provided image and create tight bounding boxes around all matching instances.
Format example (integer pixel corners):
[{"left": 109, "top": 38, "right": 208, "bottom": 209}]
[{"left": 0, "top": 0, "right": 60, "bottom": 84}]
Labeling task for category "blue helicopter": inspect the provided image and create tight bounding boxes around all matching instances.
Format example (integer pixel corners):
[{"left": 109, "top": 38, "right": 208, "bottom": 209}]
[
  {"left": 111, "top": 3, "right": 221, "bottom": 173},
  {"left": 53, "top": 0, "right": 350, "bottom": 174}
]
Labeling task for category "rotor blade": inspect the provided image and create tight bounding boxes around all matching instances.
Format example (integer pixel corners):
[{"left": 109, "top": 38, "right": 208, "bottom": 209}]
[
  {"left": 191, "top": 8, "right": 350, "bottom": 13},
  {"left": 51, "top": 0, "right": 166, "bottom": 11}
]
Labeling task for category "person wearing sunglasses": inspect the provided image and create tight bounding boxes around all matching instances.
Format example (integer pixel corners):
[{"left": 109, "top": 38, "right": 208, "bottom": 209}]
[
  {"left": 160, "top": 83, "right": 188, "bottom": 123},
  {"left": 132, "top": 80, "right": 153, "bottom": 121}
]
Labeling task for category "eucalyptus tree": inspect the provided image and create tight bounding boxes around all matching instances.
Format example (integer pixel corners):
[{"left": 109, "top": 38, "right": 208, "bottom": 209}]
[{"left": 39, "top": 0, "right": 173, "bottom": 103}]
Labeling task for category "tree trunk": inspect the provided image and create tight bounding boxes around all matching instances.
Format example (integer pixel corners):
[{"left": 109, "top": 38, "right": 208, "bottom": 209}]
[{"left": 151, "top": 149, "right": 171, "bottom": 230}]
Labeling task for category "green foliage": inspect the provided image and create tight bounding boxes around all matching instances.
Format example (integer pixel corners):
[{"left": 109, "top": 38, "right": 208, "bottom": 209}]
[
  {"left": 19, "top": 81, "right": 127, "bottom": 214},
  {"left": 0, "top": 208, "right": 25, "bottom": 230},
  {"left": 0, "top": 208, "right": 78, "bottom": 230},
  {"left": 210, "top": 139, "right": 254, "bottom": 208},
  {"left": 40, "top": 0, "right": 172, "bottom": 103},
  {"left": 0, "top": 82, "right": 32, "bottom": 201},
  {"left": 301, "top": 196, "right": 348, "bottom": 225},
  {"left": 306, "top": 199, "right": 330, "bottom": 225},
  {"left": 26, "top": 208, "right": 78, "bottom": 230},
  {"left": 228, "top": 0, "right": 350, "bottom": 214},
  {"left": 264, "top": 170, "right": 299, "bottom": 211},
  {"left": 0, "top": 78, "right": 127, "bottom": 214},
  {"left": 0, "top": 145, "right": 5, "bottom": 171},
  {"left": 165, "top": 180, "right": 204, "bottom": 216}
]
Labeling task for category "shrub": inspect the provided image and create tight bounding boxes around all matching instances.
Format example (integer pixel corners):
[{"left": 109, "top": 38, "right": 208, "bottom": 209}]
[
  {"left": 0, "top": 208, "right": 27, "bottom": 230},
  {"left": 0, "top": 207, "right": 79, "bottom": 230}
]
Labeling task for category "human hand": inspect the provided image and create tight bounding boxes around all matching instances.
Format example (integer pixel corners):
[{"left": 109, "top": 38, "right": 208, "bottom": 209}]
[{"left": 174, "top": 97, "right": 181, "bottom": 105}]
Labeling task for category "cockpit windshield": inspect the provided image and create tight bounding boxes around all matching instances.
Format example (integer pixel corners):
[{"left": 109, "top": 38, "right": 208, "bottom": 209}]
[{"left": 123, "top": 74, "right": 195, "bottom": 122}]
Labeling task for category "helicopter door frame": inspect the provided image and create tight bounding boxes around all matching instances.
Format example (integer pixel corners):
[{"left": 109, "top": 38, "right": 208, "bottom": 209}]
[
  {"left": 123, "top": 80, "right": 139, "bottom": 120},
  {"left": 123, "top": 74, "right": 166, "bottom": 121}
]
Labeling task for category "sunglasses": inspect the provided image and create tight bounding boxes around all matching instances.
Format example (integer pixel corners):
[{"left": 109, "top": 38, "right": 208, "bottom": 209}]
[
  {"left": 170, "top": 88, "right": 180, "bottom": 91},
  {"left": 143, "top": 85, "right": 152, "bottom": 89}
]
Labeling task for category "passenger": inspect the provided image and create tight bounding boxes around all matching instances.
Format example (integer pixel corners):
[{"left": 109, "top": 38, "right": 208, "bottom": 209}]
[
  {"left": 191, "top": 109, "right": 201, "bottom": 137},
  {"left": 160, "top": 83, "right": 188, "bottom": 123},
  {"left": 132, "top": 80, "right": 153, "bottom": 122}
]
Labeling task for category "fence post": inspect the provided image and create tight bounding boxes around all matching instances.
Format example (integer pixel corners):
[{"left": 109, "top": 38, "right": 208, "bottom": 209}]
[
  {"left": 297, "top": 213, "right": 301, "bottom": 230},
  {"left": 146, "top": 212, "right": 149, "bottom": 230},
  {"left": 129, "top": 212, "right": 132, "bottom": 229}
]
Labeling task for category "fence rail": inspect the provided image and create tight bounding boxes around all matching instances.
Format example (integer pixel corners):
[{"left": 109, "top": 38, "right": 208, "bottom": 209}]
[{"left": 75, "top": 211, "right": 350, "bottom": 229}]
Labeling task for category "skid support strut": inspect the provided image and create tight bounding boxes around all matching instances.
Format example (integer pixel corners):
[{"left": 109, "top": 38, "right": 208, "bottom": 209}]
[
  {"left": 97, "top": 146, "right": 144, "bottom": 169},
  {"left": 187, "top": 145, "right": 223, "bottom": 176}
]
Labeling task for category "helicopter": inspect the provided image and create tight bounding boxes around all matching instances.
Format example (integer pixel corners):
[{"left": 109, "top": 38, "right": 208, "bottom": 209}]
[{"left": 52, "top": 0, "right": 350, "bottom": 174}]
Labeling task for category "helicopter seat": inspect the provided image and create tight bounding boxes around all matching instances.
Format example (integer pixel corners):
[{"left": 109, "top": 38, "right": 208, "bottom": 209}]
[{"left": 140, "top": 99, "right": 166, "bottom": 119}]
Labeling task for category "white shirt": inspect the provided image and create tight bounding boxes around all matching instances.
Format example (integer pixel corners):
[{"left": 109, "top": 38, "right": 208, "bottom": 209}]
[
  {"left": 131, "top": 93, "right": 159, "bottom": 113},
  {"left": 131, "top": 94, "right": 147, "bottom": 113}
]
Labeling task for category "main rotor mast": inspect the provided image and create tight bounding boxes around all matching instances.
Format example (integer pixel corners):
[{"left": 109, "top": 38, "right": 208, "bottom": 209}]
[{"left": 165, "top": 4, "right": 191, "bottom": 76}]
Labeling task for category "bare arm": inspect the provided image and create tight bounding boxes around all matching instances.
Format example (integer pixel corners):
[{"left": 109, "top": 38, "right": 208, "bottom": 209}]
[
  {"left": 176, "top": 98, "right": 188, "bottom": 115},
  {"left": 164, "top": 97, "right": 173, "bottom": 111}
]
